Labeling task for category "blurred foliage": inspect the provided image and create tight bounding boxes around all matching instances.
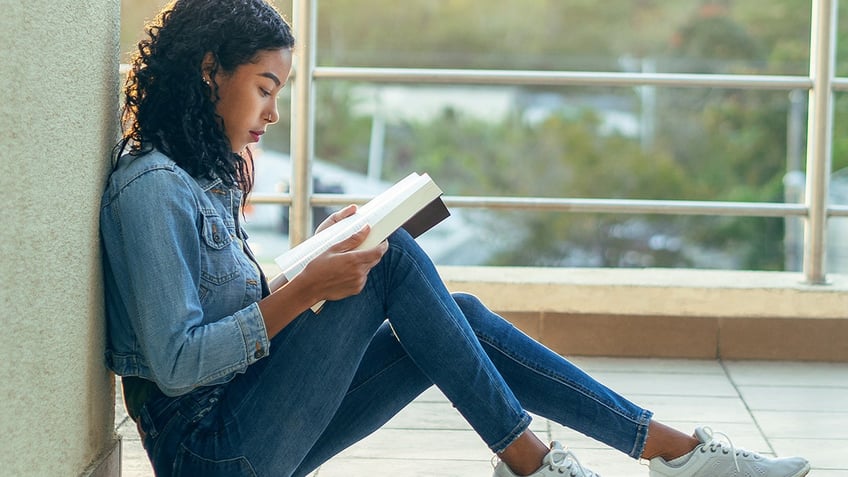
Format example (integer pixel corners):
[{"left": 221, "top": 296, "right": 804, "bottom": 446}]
[{"left": 120, "top": 0, "right": 848, "bottom": 270}]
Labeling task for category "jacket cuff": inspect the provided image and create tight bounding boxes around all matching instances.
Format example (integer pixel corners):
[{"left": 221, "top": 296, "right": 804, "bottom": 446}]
[{"left": 236, "top": 302, "right": 271, "bottom": 364}]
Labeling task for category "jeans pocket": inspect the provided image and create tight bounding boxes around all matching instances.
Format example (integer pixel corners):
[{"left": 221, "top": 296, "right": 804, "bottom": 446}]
[
  {"left": 139, "top": 399, "right": 186, "bottom": 475},
  {"left": 137, "top": 404, "right": 162, "bottom": 453},
  {"left": 174, "top": 444, "right": 257, "bottom": 477}
]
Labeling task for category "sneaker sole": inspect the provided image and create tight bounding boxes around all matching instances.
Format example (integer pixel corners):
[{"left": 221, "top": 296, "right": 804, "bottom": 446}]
[
  {"left": 652, "top": 461, "right": 812, "bottom": 477},
  {"left": 792, "top": 463, "right": 811, "bottom": 477}
]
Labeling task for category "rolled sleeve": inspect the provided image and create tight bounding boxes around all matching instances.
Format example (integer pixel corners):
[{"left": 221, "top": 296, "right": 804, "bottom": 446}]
[{"left": 235, "top": 302, "right": 271, "bottom": 363}]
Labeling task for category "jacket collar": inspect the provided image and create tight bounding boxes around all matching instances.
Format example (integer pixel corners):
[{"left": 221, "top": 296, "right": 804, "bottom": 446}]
[{"left": 195, "top": 174, "right": 224, "bottom": 192}]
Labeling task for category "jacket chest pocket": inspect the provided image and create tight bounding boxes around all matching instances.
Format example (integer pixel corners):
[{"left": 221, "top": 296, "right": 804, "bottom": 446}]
[{"left": 199, "top": 210, "right": 240, "bottom": 287}]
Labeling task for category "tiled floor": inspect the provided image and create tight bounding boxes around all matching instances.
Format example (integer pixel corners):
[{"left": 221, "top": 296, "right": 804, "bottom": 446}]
[{"left": 115, "top": 358, "right": 848, "bottom": 476}]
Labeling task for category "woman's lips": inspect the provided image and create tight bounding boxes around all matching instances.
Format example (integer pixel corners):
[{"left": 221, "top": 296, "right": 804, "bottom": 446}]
[{"left": 250, "top": 130, "right": 264, "bottom": 142}]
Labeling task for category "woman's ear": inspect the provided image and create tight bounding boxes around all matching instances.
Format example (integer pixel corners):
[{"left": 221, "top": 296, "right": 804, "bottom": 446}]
[{"left": 201, "top": 52, "right": 217, "bottom": 83}]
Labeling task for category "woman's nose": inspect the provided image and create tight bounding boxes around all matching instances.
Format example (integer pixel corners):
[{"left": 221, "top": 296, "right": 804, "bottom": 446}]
[{"left": 266, "top": 103, "right": 279, "bottom": 124}]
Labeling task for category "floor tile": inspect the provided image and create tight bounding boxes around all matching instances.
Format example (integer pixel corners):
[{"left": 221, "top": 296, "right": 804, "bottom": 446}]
[
  {"left": 587, "top": 371, "right": 738, "bottom": 398},
  {"left": 381, "top": 401, "right": 472, "bottom": 430},
  {"left": 633, "top": 394, "right": 754, "bottom": 423},
  {"left": 769, "top": 437, "right": 847, "bottom": 470},
  {"left": 737, "top": 386, "right": 848, "bottom": 412},
  {"left": 315, "top": 457, "right": 492, "bottom": 476},
  {"left": 548, "top": 424, "right": 610, "bottom": 450},
  {"left": 383, "top": 401, "right": 548, "bottom": 433},
  {"left": 333, "top": 429, "right": 490, "bottom": 461},
  {"left": 753, "top": 410, "right": 848, "bottom": 440},
  {"left": 415, "top": 386, "right": 450, "bottom": 402},
  {"left": 568, "top": 357, "right": 726, "bottom": 375},
  {"left": 724, "top": 361, "right": 848, "bottom": 387},
  {"left": 121, "top": 436, "right": 153, "bottom": 477}
]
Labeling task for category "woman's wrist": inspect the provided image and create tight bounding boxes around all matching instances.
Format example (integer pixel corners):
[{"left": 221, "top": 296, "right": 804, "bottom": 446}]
[{"left": 258, "top": 273, "right": 320, "bottom": 338}]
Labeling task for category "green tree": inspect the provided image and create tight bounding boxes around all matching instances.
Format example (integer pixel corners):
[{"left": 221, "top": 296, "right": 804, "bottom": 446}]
[{"left": 373, "top": 106, "right": 690, "bottom": 266}]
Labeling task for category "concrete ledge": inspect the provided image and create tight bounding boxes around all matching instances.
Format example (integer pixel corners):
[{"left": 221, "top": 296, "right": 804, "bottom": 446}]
[
  {"left": 259, "top": 262, "right": 848, "bottom": 360},
  {"left": 439, "top": 267, "right": 848, "bottom": 361},
  {"left": 438, "top": 267, "right": 848, "bottom": 318}
]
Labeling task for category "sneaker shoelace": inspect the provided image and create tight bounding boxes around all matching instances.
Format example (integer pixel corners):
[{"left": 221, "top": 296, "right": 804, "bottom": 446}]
[
  {"left": 491, "top": 446, "right": 599, "bottom": 477},
  {"left": 699, "top": 426, "right": 757, "bottom": 473},
  {"left": 547, "top": 447, "right": 598, "bottom": 477}
]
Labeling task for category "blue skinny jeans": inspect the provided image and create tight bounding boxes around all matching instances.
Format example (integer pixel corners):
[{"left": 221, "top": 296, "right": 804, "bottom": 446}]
[{"left": 137, "top": 230, "right": 653, "bottom": 476}]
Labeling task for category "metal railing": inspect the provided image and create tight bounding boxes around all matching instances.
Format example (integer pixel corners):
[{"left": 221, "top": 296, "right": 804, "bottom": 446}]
[{"left": 274, "top": 0, "right": 841, "bottom": 284}]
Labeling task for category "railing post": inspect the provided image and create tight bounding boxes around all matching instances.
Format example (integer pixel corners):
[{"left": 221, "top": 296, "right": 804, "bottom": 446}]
[
  {"left": 804, "top": 0, "right": 837, "bottom": 284},
  {"left": 290, "top": 0, "right": 317, "bottom": 245}
]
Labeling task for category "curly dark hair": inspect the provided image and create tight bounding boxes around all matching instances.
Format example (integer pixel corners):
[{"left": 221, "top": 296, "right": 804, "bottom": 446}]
[{"left": 115, "top": 0, "right": 295, "bottom": 193}]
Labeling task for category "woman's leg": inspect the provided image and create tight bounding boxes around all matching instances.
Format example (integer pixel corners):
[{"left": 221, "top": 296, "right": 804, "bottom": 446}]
[
  {"left": 294, "top": 287, "right": 687, "bottom": 476},
  {"left": 290, "top": 321, "right": 433, "bottom": 475},
  {"left": 176, "top": 230, "right": 533, "bottom": 476},
  {"left": 295, "top": 292, "right": 698, "bottom": 476},
  {"left": 453, "top": 292, "right": 655, "bottom": 459},
  {"left": 372, "top": 230, "right": 533, "bottom": 453}
]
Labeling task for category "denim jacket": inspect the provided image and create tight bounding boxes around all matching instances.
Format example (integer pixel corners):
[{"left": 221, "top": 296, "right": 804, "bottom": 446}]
[{"left": 100, "top": 150, "right": 270, "bottom": 397}]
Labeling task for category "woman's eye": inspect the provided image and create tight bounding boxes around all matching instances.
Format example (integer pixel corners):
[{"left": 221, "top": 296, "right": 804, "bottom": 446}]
[{"left": 260, "top": 88, "right": 271, "bottom": 97}]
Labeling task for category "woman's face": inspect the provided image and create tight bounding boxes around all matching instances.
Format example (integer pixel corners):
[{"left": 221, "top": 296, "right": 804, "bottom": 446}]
[{"left": 211, "top": 48, "right": 293, "bottom": 153}]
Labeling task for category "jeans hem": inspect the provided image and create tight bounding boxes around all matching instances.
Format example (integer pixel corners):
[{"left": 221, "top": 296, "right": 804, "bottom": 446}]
[
  {"left": 489, "top": 411, "right": 533, "bottom": 454},
  {"left": 628, "top": 409, "right": 654, "bottom": 459}
]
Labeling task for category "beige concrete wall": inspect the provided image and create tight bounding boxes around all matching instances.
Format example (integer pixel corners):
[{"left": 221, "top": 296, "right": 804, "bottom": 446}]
[
  {"left": 439, "top": 266, "right": 848, "bottom": 361},
  {"left": 0, "top": 1, "right": 121, "bottom": 475},
  {"left": 440, "top": 266, "right": 848, "bottom": 318}
]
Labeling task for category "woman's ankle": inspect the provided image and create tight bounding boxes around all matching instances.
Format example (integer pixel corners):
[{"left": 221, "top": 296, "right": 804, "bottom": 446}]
[
  {"left": 641, "top": 421, "right": 700, "bottom": 461},
  {"left": 497, "top": 430, "right": 549, "bottom": 476}
]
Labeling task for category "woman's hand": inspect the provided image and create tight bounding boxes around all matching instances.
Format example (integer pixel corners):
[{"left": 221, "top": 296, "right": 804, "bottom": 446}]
[
  {"left": 315, "top": 204, "right": 358, "bottom": 234},
  {"left": 307, "top": 203, "right": 387, "bottom": 301},
  {"left": 298, "top": 223, "right": 388, "bottom": 302}
]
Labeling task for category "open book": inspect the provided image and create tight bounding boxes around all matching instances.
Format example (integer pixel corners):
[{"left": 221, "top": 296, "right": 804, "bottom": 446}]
[{"left": 275, "top": 172, "right": 450, "bottom": 311}]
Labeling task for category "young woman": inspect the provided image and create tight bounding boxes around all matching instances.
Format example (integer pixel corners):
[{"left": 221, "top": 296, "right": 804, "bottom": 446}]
[{"left": 100, "top": 1, "right": 811, "bottom": 476}]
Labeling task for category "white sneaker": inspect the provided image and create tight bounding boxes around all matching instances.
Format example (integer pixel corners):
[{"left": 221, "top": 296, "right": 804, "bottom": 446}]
[
  {"left": 649, "top": 427, "right": 810, "bottom": 477},
  {"left": 492, "top": 442, "right": 600, "bottom": 477}
]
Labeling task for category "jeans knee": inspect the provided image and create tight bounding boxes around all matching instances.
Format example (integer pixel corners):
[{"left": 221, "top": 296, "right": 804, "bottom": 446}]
[
  {"left": 385, "top": 229, "right": 424, "bottom": 264},
  {"left": 388, "top": 228, "right": 415, "bottom": 248},
  {"left": 452, "top": 292, "right": 483, "bottom": 313},
  {"left": 452, "top": 292, "right": 515, "bottom": 336}
]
